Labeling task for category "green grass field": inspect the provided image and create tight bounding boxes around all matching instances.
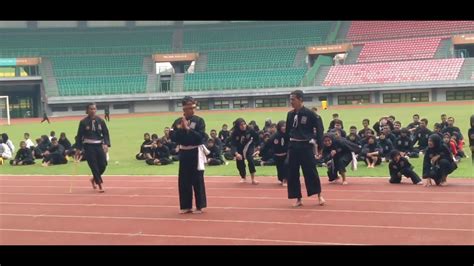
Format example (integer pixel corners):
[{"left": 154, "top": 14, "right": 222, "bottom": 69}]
[{"left": 1, "top": 102, "right": 473, "bottom": 178}]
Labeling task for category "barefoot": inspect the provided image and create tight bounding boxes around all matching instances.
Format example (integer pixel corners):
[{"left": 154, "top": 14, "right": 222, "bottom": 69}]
[
  {"left": 179, "top": 209, "right": 193, "bottom": 214},
  {"left": 98, "top": 189, "right": 105, "bottom": 193},
  {"left": 318, "top": 196, "right": 326, "bottom": 206},
  {"left": 293, "top": 199, "right": 303, "bottom": 207},
  {"left": 342, "top": 181, "right": 348, "bottom": 185},
  {"left": 424, "top": 179, "right": 432, "bottom": 187},
  {"left": 440, "top": 181, "right": 448, "bottom": 187},
  {"left": 89, "top": 178, "right": 97, "bottom": 190},
  {"left": 251, "top": 179, "right": 259, "bottom": 185},
  {"left": 193, "top": 209, "right": 203, "bottom": 214},
  {"left": 282, "top": 180, "right": 287, "bottom": 187},
  {"left": 239, "top": 178, "right": 246, "bottom": 183}
]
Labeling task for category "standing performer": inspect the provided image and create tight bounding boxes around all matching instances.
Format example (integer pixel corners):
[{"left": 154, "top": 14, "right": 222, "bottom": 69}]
[
  {"left": 170, "top": 96, "right": 208, "bottom": 214},
  {"left": 104, "top": 106, "right": 110, "bottom": 122},
  {"left": 40, "top": 111, "right": 50, "bottom": 124},
  {"left": 269, "top": 120, "right": 288, "bottom": 186},
  {"left": 285, "top": 90, "right": 325, "bottom": 207},
  {"left": 75, "top": 103, "right": 111, "bottom": 193}
]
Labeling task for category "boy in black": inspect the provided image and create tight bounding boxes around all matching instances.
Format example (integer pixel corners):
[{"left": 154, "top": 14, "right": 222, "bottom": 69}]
[
  {"left": 388, "top": 150, "right": 422, "bottom": 185},
  {"left": 413, "top": 118, "right": 432, "bottom": 153},
  {"left": 378, "top": 132, "right": 394, "bottom": 162},
  {"left": 10, "top": 141, "right": 35, "bottom": 166},
  {"left": 395, "top": 128, "right": 414, "bottom": 157},
  {"left": 146, "top": 139, "right": 172, "bottom": 165},
  {"left": 42, "top": 138, "right": 67, "bottom": 166},
  {"left": 358, "top": 119, "right": 374, "bottom": 139},
  {"left": 136, "top": 133, "right": 153, "bottom": 160},
  {"left": 40, "top": 111, "right": 50, "bottom": 124},
  {"left": 206, "top": 139, "right": 225, "bottom": 166},
  {"left": 218, "top": 124, "right": 230, "bottom": 143},
  {"left": 104, "top": 106, "right": 110, "bottom": 122}
]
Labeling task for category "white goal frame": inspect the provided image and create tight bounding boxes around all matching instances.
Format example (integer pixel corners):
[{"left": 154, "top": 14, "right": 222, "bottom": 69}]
[{"left": 0, "top": 96, "right": 11, "bottom": 125}]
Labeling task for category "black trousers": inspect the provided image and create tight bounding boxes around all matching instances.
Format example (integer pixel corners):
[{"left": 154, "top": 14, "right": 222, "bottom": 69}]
[
  {"left": 236, "top": 148, "right": 256, "bottom": 179},
  {"left": 40, "top": 117, "right": 50, "bottom": 123},
  {"left": 10, "top": 159, "right": 34, "bottom": 165},
  {"left": 389, "top": 168, "right": 421, "bottom": 184},
  {"left": 105, "top": 114, "right": 110, "bottom": 122},
  {"left": 43, "top": 153, "right": 67, "bottom": 165},
  {"left": 207, "top": 158, "right": 224, "bottom": 165},
  {"left": 146, "top": 157, "right": 173, "bottom": 165},
  {"left": 178, "top": 148, "right": 207, "bottom": 210},
  {"left": 287, "top": 142, "right": 321, "bottom": 199},
  {"left": 424, "top": 159, "right": 456, "bottom": 185},
  {"left": 327, "top": 153, "right": 352, "bottom": 181},
  {"left": 274, "top": 155, "right": 288, "bottom": 182},
  {"left": 84, "top": 144, "right": 107, "bottom": 185}
]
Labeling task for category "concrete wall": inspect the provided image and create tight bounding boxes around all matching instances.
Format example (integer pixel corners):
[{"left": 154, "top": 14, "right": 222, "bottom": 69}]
[
  {"left": 133, "top": 100, "right": 169, "bottom": 113},
  {"left": 87, "top": 21, "right": 127, "bottom": 28},
  {"left": 0, "top": 21, "right": 27, "bottom": 28},
  {"left": 38, "top": 21, "right": 78, "bottom": 28}
]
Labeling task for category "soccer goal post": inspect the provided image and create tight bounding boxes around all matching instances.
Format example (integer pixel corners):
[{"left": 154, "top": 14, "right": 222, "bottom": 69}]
[{"left": 0, "top": 96, "right": 11, "bottom": 125}]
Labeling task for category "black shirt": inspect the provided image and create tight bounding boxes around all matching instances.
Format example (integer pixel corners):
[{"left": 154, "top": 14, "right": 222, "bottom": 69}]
[
  {"left": 206, "top": 145, "right": 222, "bottom": 160},
  {"left": 75, "top": 116, "right": 111, "bottom": 149},
  {"left": 442, "top": 126, "right": 463, "bottom": 140},
  {"left": 378, "top": 138, "right": 394, "bottom": 155},
  {"left": 58, "top": 138, "right": 72, "bottom": 151},
  {"left": 423, "top": 144, "right": 456, "bottom": 177},
  {"left": 218, "top": 130, "right": 230, "bottom": 142},
  {"left": 231, "top": 128, "right": 259, "bottom": 155},
  {"left": 358, "top": 128, "right": 375, "bottom": 139},
  {"left": 153, "top": 145, "right": 170, "bottom": 160},
  {"left": 48, "top": 144, "right": 65, "bottom": 157},
  {"left": 469, "top": 128, "right": 474, "bottom": 147},
  {"left": 321, "top": 139, "right": 354, "bottom": 163},
  {"left": 413, "top": 127, "right": 432, "bottom": 149},
  {"left": 15, "top": 147, "right": 33, "bottom": 161},
  {"left": 170, "top": 115, "right": 207, "bottom": 147},
  {"left": 395, "top": 136, "right": 413, "bottom": 153},
  {"left": 269, "top": 131, "right": 288, "bottom": 155},
  {"left": 407, "top": 121, "right": 420, "bottom": 130},
  {"left": 389, "top": 157, "right": 413, "bottom": 176},
  {"left": 285, "top": 106, "right": 324, "bottom": 147}
]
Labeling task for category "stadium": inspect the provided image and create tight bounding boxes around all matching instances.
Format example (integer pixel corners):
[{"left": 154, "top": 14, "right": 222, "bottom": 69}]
[{"left": 0, "top": 21, "right": 473, "bottom": 245}]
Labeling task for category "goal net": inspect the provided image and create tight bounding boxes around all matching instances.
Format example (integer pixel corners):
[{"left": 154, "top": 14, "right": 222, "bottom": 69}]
[{"left": 0, "top": 96, "right": 11, "bottom": 126}]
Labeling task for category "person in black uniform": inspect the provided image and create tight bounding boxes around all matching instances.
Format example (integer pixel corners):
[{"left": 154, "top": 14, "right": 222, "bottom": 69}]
[
  {"left": 40, "top": 111, "right": 50, "bottom": 124},
  {"left": 388, "top": 150, "right": 422, "bottom": 185},
  {"left": 255, "top": 132, "right": 275, "bottom": 166},
  {"left": 413, "top": 118, "right": 432, "bottom": 154},
  {"left": 170, "top": 96, "right": 207, "bottom": 214},
  {"left": 440, "top": 114, "right": 448, "bottom": 129},
  {"left": 407, "top": 114, "right": 421, "bottom": 134},
  {"left": 319, "top": 133, "right": 360, "bottom": 185},
  {"left": 218, "top": 124, "right": 230, "bottom": 143},
  {"left": 378, "top": 132, "right": 394, "bottom": 161},
  {"left": 58, "top": 132, "right": 72, "bottom": 156},
  {"left": 395, "top": 128, "right": 415, "bottom": 158},
  {"left": 442, "top": 117, "right": 463, "bottom": 142},
  {"left": 285, "top": 90, "right": 325, "bottom": 207},
  {"left": 146, "top": 139, "right": 172, "bottom": 165},
  {"left": 33, "top": 135, "right": 51, "bottom": 159},
  {"left": 361, "top": 135, "right": 383, "bottom": 168},
  {"left": 75, "top": 103, "right": 111, "bottom": 193},
  {"left": 42, "top": 138, "right": 67, "bottom": 166},
  {"left": 104, "top": 106, "right": 110, "bottom": 122},
  {"left": 10, "top": 141, "right": 35, "bottom": 166},
  {"left": 469, "top": 115, "right": 474, "bottom": 163},
  {"left": 231, "top": 118, "right": 259, "bottom": 184},
  {"left": 206, "top": 139, "right": 225, "bottom": 166},
  {"left": 136, "top": 133, "right": 153, "bottom": 160},
  {"left": 358, "top": 119, "right": 374, "bottom": 139},
  {"left": 266, "top": 120, "right": 289, "bottom": 186},
  {"left": 328, "top": 113, "right": 344, "bottom": 131},
  {"left": 422, "top": 134, "right": 457, "bottom": 187}
]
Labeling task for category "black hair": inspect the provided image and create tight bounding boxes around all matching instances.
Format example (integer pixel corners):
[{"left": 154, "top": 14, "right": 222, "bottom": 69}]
[{"left": 290, "top": 90, "right": 304, "bottom": 100}]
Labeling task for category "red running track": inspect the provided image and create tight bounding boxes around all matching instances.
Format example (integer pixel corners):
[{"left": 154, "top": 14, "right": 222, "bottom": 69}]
[{"left": 0, "top": 175, "right": 472, "bottom": 245}]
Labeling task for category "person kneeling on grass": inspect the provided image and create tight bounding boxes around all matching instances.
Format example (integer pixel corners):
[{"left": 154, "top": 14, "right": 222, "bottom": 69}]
[
  {"left": 42, "top": 137, "right": 67, "bottom": 167},
  {"left": 388, "top": 150, "right": 422, "bottom": 185},
  {"left": 146, "top": 139, "right": 173, "bottom": 166},
  {"left": 10, "top": 141, "right": 35, "bottom": 166},
  {"left": 422, "top": 134, "right": 457, "bottom": 187}
]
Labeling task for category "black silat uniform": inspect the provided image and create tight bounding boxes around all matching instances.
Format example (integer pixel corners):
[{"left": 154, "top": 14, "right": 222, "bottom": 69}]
[
  {"left": 136, "top": 139, "right": 153, "bottom": 160},
  {"left": 206, "top": 145, "right": 224, "bottom": 165},
  {"left": 389, "top": 157, "right": 421, "bottom": 184},
  {"left": 413, "top": 127, "right": 432, "bottom": 151},
  {"left": 40, "top": 112, "right": 50, "bottom": 124},
  {"left": 104, "top": 106, "right": 110, "bottom": 122},
  {"left": 378, "top": 138, "right": 394, "bottom": 158},
  {"left": 423, "top": 135, "right": 457, "bottom": 185},
  {"left": 58, "top": 138, "right": 72, "bottom": 153},
  {"left": 231, "top": 127, "right": 259, "bottom": 179},
  {"left": 392, "top": 129, "right": 401, "bottom": 140},
  {"left": 256, "top": 139, "right": 275, "bottom": 166},
  {"left": 34, "top": 137, "right": 50, "bottom": 159},
  {"left": 469, "top": 126, "right": 474, "bottom": 161},
  {"left": 146, "top": 145, "right": 172, "bottom": 165},
  {"left": 442, "top": 126, "right": 463, "bottom": 140},
  {"left": 407, "top": 121, "right": 420, "bottom": 131},
  {"left": 10, "top": 147, "right": 35, "bottom": 165},
  {"left": 321, "top": 135, "right": 358, "bottom": 181},
  {"left": 395, "top": 136, "right": 413, "bottom": 154},
  {"left": 170, "top": 115, "right": 207, "bottom": 211},
  {"left": 218, "top": 130, "right": 230, "bottom": 143},
  {"left": 43, "top": 144, "right": 67, "bottom": 165},
  {"left": 269, "top": 130, "right": 289, "bottom": 182},
  {"left": 75, "top": 116, "right": 110, "bottom": 185},
  {"left": 285, "top": 106, "right": 323, "bottom": 199},
  {"left": 362, "top": 142, "right": 383, "bottom": 166}
]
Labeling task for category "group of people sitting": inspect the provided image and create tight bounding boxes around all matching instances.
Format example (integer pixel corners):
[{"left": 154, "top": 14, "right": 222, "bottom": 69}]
[{"left": 0, "top": 131, "right": 83, "bottom": 167}]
